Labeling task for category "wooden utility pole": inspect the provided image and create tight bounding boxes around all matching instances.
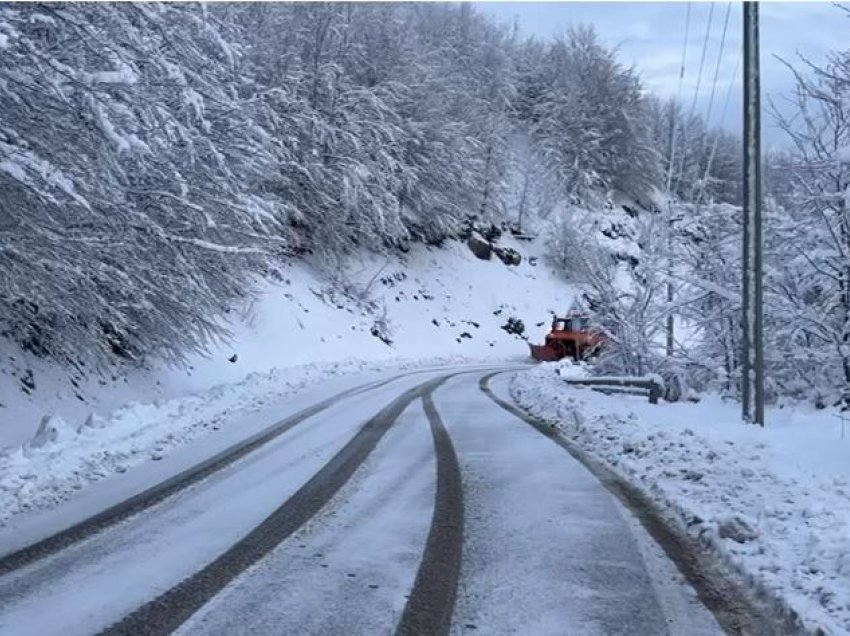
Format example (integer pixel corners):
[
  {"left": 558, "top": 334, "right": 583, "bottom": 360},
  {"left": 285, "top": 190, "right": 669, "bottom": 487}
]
[{"left": 742, "top": 1, "right": 765, "bottom": 426}]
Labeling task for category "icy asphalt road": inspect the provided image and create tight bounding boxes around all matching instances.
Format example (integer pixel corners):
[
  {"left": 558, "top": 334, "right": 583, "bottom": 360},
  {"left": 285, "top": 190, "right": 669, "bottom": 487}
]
[{"left": 0, "top": 367, "right": 722, "bottom": 635}]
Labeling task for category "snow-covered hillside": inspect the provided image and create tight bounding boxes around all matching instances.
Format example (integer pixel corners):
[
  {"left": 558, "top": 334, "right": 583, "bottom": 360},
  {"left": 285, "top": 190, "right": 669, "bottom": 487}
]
[
  {"left": 0, "top": 236, "right": 574, "bottom": 523},
  {"left": 164, "top": 235, "right": 573, "bottom": 394}
]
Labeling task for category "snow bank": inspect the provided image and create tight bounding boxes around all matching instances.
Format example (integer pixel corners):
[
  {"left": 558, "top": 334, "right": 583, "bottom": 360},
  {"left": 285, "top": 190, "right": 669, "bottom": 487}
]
[
  {"left": 0, "top": 355, "right": 513, "bottom": 527},
  {"left": 511, "top": 363, "right": 850, "bottom": 636},
  {"left": 0, "top": 235, "right": 571, "bottom": 525},
  {"left": 1, "top": 236, "right": 571, "bottom": 446}
]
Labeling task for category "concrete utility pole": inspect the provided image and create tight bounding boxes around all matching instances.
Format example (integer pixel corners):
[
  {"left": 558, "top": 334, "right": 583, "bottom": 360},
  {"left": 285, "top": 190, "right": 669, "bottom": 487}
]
[{"left": 742, "top": 1, "right": 765, "bottom": 426}]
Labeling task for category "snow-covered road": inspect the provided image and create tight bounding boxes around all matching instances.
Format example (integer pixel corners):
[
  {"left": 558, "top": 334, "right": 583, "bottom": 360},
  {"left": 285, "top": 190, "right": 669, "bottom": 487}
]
[{"left": 0, "top": 366, "right": 724, "bottom": 635}]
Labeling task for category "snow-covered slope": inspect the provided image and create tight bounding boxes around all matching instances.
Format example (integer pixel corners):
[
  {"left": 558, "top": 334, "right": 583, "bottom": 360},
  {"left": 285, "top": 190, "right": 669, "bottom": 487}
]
[
  {"left": 0, "top": 236, "right": 574, "bottom": 523},
  {"left": 2, "top": 236, "right": 572, "bottom": 447},
  {"left": 161, "top": 235, "right": 573, "bottom": 395}
]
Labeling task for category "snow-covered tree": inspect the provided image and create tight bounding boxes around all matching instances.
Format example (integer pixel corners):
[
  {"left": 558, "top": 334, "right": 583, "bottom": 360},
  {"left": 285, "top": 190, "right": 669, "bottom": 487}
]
[
  {"left": 529, "top": 27, "right": 659, "bottom": 205},
  {"left": 0, "top": 2, "right": 689, "bottom": 380},
  {"left": 0, "top": 4, "right": 283, "bottom": 369},
  {"left": 764, "top": 49, "right": 850, "bottom": 402}
]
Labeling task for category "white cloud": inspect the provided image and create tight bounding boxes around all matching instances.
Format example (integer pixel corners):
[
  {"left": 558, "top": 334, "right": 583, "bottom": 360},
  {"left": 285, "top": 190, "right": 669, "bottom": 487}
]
[{"left": 476, "top": 1, "right": 845, "bottom": 144}]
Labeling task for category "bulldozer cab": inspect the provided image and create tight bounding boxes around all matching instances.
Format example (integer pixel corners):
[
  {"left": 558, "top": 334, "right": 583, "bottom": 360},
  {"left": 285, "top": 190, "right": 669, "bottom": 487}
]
[{"left": 552, "top": 315, "right": 589, "bottom": 332}]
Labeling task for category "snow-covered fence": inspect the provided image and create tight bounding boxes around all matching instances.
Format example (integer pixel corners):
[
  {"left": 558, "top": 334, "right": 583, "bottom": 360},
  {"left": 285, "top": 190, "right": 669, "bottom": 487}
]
[{"left": 563, "top": 376, "right": 663, "bottom": 404}]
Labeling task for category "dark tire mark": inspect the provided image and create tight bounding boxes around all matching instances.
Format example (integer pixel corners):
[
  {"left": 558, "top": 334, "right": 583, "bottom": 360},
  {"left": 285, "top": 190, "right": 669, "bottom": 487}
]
[
  {"left": 99, "top": 373, "right": 459, "bottom": 636},
  {"left": 479, "top": 372, "right": 801, "bottom": 636},
  {"left": 395, "top": 391, "right": 464, "bottom": 636},
  {"left": 0, "top": 369, "right": 450, "bottom": 577}
]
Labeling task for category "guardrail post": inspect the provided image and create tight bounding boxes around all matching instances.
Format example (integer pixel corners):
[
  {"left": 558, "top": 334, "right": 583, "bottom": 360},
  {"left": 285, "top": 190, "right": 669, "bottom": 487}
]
[{"left": 648, "top": 381, "right": 661, "bottom": 405}]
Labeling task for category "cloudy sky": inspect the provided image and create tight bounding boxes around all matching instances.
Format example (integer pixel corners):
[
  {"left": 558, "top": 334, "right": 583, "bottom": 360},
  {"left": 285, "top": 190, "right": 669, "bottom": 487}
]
[{"left": 476, "top": 2, "right": 848, "bottom": 147}]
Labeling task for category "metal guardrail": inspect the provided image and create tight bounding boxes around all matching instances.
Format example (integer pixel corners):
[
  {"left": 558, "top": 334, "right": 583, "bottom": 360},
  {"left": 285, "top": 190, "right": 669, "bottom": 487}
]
[{"left": 564, "top": 376, "right": 663, "bottom": 404}]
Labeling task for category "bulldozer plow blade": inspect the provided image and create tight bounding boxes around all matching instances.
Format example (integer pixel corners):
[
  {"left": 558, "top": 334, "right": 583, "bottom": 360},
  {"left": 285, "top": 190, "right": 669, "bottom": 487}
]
[{"left": 529, "top": 343, "right": 560, "bottom": 362}]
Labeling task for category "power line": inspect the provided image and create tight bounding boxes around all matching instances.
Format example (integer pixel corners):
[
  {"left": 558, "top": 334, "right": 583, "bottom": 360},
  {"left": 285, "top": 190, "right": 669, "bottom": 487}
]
[
  {"left": 703, "top": 2, "right": 733, "bottom": 131},
  {"left": 720, "top": 54, "right": 742, "bottom": 136},
  {"left": 673, "top": 2, "right": 715, "bottom": 195},
  {"left": 688, "top": 2, "right": 716, "bottom": 121},
  {"left": 665, "top": 1, "right": 692, "bottom": 195},
  {"left": 697, "top": 51, "right": 741, "bottom": 205},
  {"left": 694, "top": 1, "right": 734, "bottom": 203}
]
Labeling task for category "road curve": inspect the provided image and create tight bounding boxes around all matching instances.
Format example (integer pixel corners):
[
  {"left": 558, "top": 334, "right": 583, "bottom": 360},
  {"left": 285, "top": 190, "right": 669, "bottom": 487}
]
[
  {"left": 0, "top": 364, "right": 503, "bottom": 578},
  {"left": 0, "top": 366, "right": 741, "bottom": 636},
  {"left": 479, "top": 371, "right": 787, "bottom": 636},
  {"left": 102, "top": 374, "right": 457, "bottom": 635},
  {"left": 434, "top": 372, "right": 720, "bottom": 636},
  {"left": 180, "top": 370, "right": 722, "bottom": 636},
  {"left": 0, "top": 369, "right": 481, "bottom": 636}
]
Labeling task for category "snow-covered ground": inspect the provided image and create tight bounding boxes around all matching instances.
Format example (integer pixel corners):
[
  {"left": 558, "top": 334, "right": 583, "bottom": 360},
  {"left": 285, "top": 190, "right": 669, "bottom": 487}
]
[
  {"left": 0, "top": 369, "right": 720, "bottom": 636},
  {"left": 0, "top": 236, "right": 571, "bottom": 526},
  {"left": 511, "top": 362, "right": 850, "bottom": 636},
  {"left": 0, "top": 357, "right": 506, "bottom": 530}
]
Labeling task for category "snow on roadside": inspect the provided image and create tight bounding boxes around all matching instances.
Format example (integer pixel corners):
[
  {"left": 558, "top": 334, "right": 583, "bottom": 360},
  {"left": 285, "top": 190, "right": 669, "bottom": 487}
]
[
  {"left": 511, "top": 362, "right": 850, "bottom": 636},
  {"left": 1, "top": 235, "right": 570, "bottom": 449},
  {"left": 0, "top": 234, "right": 569, "bottom": 528},
  {"left": 0, "top": 355, "right": 509, "bottom": 528}
]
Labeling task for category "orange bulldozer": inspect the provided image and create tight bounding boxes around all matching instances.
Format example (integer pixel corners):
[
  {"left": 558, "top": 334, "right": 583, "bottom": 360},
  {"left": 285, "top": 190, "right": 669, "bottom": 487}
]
[{"left": 529, "top": 313, "right": 607, "bottom": 362}]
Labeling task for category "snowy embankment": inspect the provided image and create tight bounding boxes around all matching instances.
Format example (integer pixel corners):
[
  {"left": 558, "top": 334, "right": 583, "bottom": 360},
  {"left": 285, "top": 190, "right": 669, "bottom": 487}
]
[
  {"left": 511, "top": 362, "right": 850, "bottom": 635},
  {"left": 0, "top": 236, "right": 571, "bottom": 526},
  {"left": 0, "top": 356, "right": 496, "bottom": 527}
]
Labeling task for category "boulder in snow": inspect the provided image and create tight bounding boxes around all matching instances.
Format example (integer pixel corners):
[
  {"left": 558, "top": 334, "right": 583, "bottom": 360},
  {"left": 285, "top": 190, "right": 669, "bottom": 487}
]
[
  {"left": 467, "top": 233, "right": 492, "bottom": 260},
  {"left": 494, "top": 246, "right": 522, "bottom": 266},
  {"left": 717, "top": 515, "right": 759, "bottom": 543},
  {"left": 500, "top": 317, "right": 525, "bottom": 337}
]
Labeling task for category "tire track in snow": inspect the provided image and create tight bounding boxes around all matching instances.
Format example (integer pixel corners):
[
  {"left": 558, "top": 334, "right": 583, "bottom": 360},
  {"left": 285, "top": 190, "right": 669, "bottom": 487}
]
[
  {"left": 0, "top": 367, "right": 468, "bottom": 577},
  {"left": 479, "top": 371, "right": 792, "bottom": 636},
  {"left": 98, "top": 372, "right": 467, "bottom": 636},
  {"left": 395, "top": 390, "right": 464, "bottom": 636}
]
